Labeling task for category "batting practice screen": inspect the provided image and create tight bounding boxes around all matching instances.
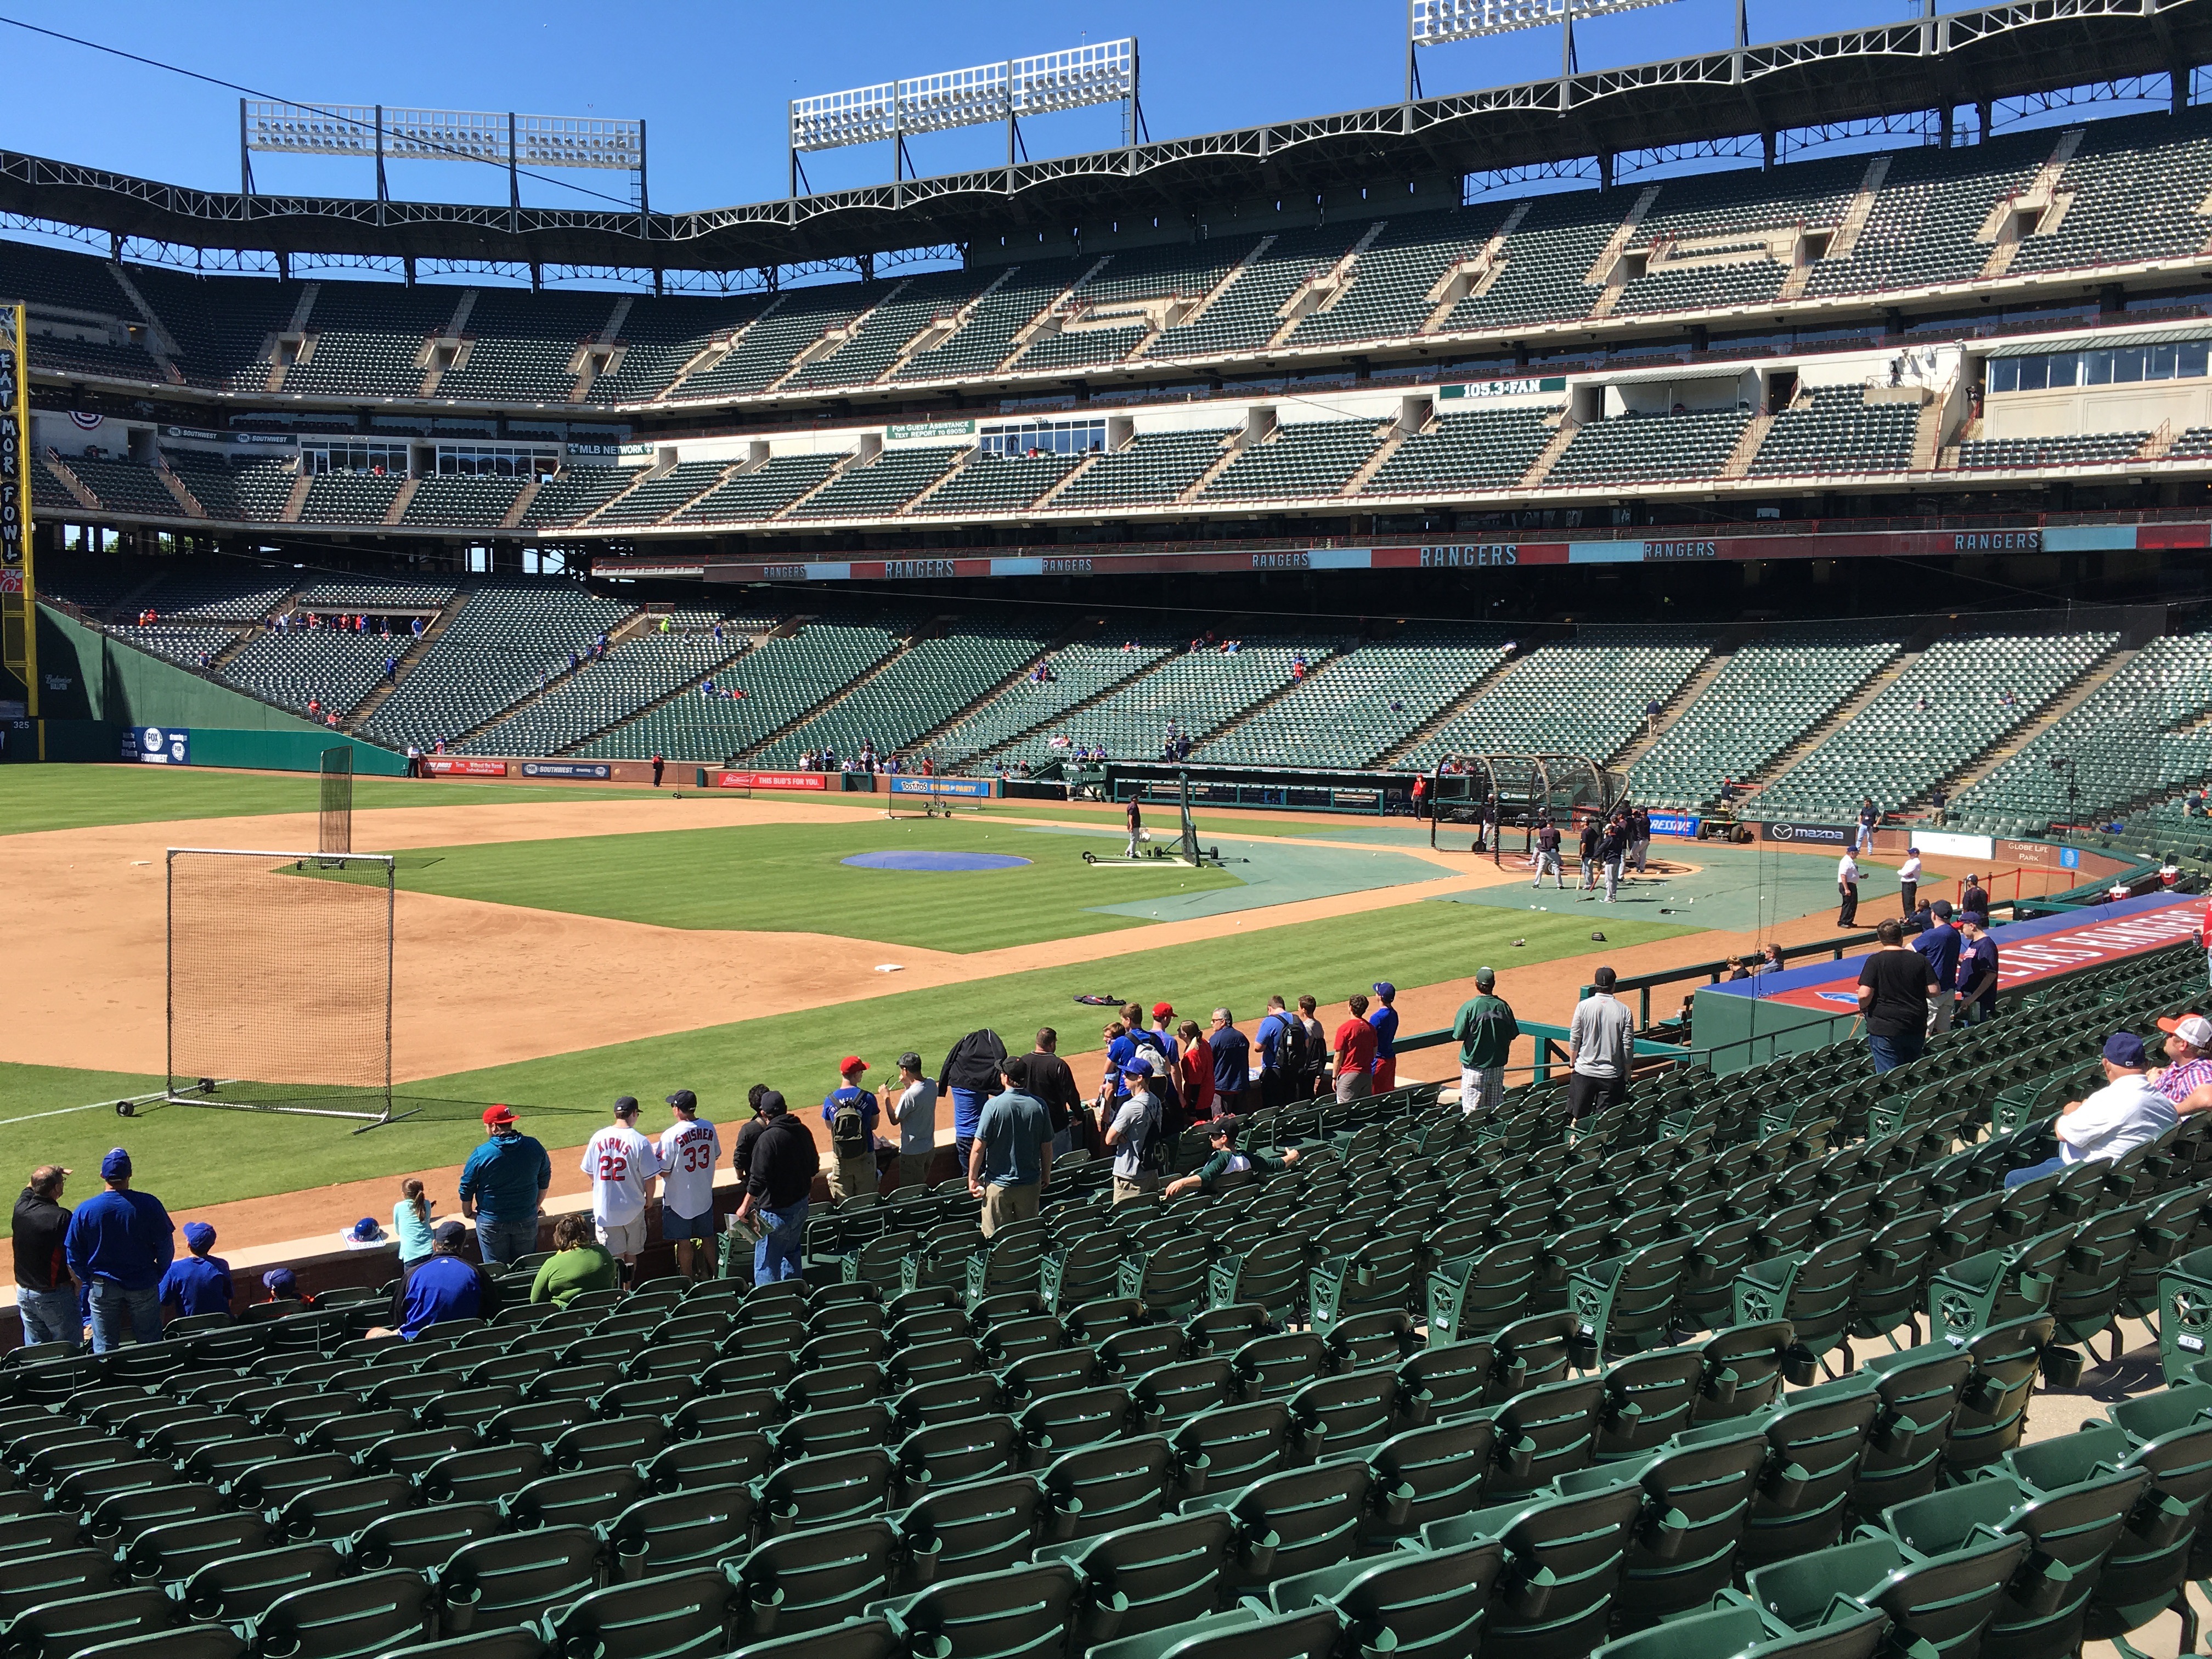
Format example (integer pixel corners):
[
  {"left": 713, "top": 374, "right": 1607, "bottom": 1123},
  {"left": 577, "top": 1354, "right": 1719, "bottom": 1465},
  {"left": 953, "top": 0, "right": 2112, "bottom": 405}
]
[
  {"left": 319, "top": 747, "right": 353, "bottom": 855},
  {"left": 166, "top": 847, "right": 396, "bottom": 1124}
]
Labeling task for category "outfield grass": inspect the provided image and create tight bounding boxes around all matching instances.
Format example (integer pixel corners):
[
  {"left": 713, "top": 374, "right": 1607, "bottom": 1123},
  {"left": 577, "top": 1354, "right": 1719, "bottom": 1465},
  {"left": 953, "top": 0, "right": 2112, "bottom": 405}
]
[
  {"left": 303, "top": 821, "right": 1246, "bottom": 950},
  {"left": 0, "top": 906, "right": 1690, "bottom": 1209},
  {"left": 0, "top": 765, "right": 665, "bottom": 835}
]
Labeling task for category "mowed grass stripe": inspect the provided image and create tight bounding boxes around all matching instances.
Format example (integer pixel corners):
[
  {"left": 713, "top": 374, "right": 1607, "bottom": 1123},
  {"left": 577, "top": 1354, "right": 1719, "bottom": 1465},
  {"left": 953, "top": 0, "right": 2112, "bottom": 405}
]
[
  {"left": 303, "top": 821, "right": 1246, "bottom": 951},
  {"left": 0, "top": 907, "right": 1690, "bottom": 1210}
]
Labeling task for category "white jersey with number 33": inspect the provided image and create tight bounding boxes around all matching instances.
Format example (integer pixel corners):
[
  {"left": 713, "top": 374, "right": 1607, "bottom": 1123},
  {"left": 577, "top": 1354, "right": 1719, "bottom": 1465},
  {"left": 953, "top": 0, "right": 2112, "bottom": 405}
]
[
  {"left": 580, "top": 1124, "right": 659, "bottom": 1228},
  {"left": 657, "top": 1119, "right": 724, "bottom": 1218}
]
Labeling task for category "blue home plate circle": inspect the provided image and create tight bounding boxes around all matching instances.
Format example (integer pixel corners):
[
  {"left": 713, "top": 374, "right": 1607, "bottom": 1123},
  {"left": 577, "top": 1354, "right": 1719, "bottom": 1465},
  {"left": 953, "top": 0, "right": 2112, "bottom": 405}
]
[{"left": 840, "top": 849, "right": 1034, "bottom": 872}]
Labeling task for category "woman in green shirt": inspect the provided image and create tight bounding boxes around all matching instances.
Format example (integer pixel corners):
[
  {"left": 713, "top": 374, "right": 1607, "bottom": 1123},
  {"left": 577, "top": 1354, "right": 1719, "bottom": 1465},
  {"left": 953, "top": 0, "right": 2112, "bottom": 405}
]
[{"left": 529, "top": 1213, "right": 621, "bottom": 1306}]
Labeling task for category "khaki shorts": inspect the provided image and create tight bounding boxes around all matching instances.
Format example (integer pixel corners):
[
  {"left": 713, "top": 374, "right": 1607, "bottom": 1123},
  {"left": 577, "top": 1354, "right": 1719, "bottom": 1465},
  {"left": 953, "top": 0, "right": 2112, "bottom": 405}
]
[
  {"left": 595, "top": 1215, "right": 646, "bottom": 1257},
  {"left": 896, "top": 1152, "right": 934, "bottom": 1192},
  {"left": 980, "top": 1182, "right": 1040, "bottom": 1237},
  {"left": 1111, "top": 1173, "right": 1159, "bottom": 1204},
  {"left": 828, "top": 1154, "right": 878, "bottom": 1202}
]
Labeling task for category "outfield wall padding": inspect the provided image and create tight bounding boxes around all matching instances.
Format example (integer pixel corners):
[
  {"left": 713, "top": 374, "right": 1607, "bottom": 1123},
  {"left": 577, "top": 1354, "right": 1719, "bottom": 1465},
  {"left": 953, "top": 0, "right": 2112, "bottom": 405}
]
[{"left": 35, "top": 604, "right": 404, "bottom": 774}]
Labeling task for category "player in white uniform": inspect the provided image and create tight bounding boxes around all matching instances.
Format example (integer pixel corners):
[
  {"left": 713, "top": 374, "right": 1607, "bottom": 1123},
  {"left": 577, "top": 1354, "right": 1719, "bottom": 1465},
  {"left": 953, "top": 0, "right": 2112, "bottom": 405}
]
[
  {"left": 656, "top": 1088, "right": 725, "bottom": 1280},
  {"left": 580, "top": 1096, "right": 660, "bottom": 1284}
]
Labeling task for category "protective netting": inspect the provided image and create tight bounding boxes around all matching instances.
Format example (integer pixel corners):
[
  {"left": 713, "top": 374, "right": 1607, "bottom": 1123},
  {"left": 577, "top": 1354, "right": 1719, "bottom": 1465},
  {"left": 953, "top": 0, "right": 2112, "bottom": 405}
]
[{"left": 166, "top": 849, "right": 393, "bottom": 1121}]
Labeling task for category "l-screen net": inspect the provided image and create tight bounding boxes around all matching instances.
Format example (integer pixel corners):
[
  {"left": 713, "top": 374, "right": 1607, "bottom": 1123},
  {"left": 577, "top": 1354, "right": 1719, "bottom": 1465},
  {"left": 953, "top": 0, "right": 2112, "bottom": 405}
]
[{"left": 166, "top": 847, "right": 398, "bottom": 1125}]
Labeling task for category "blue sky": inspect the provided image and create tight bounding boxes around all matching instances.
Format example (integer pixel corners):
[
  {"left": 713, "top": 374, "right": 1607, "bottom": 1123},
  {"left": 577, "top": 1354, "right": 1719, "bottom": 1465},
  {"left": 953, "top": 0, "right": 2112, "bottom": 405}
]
[{"left": 0, "top": 1, "right": 1950, "bottom": 211}]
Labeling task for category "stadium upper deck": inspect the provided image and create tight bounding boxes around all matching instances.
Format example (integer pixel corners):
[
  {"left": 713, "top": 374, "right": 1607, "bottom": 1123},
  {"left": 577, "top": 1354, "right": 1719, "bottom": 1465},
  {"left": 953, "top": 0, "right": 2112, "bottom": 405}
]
[{"left": 13, "top": 8, "right": 2212, "bottom": 566}]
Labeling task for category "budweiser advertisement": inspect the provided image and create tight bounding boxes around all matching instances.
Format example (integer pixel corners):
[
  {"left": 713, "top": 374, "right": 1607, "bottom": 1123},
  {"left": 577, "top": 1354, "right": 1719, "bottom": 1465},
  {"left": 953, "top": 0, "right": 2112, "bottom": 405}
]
[{"left": 713, "top": 771, "right": 828, "bottom": 791}]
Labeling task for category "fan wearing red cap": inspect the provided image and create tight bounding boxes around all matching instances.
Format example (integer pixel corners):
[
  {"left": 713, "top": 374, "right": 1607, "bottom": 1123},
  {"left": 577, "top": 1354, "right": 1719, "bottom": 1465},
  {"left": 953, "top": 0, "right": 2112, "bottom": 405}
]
[
  {"left": 2155, "top": 1013, "right": 2212, "bottom": 1115},
  {"left": 457, "top": 1103, "right": 551, "bottom": 1272},
  {"left": 822, "top": 1058, "right": 882, "bottom": 1201}
]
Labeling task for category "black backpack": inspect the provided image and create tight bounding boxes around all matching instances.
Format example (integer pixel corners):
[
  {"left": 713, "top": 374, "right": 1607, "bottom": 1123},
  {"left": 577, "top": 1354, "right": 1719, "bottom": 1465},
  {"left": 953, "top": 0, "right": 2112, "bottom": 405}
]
[
  {"left": 830, "top": 1093, "right": 870, "bottom": 1162},
  {"left": 1279, "top": 1014, "right": 1316, "bottom": 1077}
]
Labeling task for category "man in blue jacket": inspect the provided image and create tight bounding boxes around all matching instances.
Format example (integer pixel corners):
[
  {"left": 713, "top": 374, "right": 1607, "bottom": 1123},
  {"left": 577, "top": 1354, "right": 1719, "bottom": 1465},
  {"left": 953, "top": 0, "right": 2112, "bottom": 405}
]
[
  {"left": 387, "top": 1220, "right": 501, "bottom": 1337},
  {"left": 1913, "top": 900, "right": 1963, "bottom": 1037},
  {"left": 458, "top": 1104, "right": 552, "bottom": 1269},
  {"left": 158, "top": 1221, "right": 233, "bottom": 1321},
  {"left": 64, "top": 1148, "right": 174, "bottom": 1352}
]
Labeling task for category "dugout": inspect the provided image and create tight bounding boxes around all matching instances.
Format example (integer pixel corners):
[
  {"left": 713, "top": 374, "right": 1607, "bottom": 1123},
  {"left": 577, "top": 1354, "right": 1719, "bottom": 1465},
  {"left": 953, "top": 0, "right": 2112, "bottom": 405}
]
[
  {"left": 1105, "top": 760, "right": 1416, "bottom": 816},
  {"left": 1427, "top": 753, "right": 1626, "bottom": 857}
]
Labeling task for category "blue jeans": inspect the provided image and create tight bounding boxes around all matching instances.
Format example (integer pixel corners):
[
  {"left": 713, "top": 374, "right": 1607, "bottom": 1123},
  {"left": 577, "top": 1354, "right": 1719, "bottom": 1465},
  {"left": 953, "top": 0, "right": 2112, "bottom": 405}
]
[
  {"left": 2005, "top": 1154, "right": 2070, "bottom": 1189},
  {"left": 1867, "top": 1029, "right": 1925, "bottom": 1075},
  {"left": 87, "top": 1282, "right": 162, "bottom": 1353},
  {"left": 754, "top": 1199, "right": 808, "bottom": 1283},
  {"left": 16, "top": 1286, "right": 79, "bottom": 1347},
  {"left": 476, "top": 1217, "right": 539, "bottom": 1271}
]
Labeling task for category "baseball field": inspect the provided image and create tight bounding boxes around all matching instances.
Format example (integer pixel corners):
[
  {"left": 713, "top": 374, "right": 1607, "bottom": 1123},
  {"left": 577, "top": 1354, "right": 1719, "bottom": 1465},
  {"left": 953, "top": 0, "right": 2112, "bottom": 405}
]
[{"left": 0, "top": 763, "right": 1928, "bottom": 1248}]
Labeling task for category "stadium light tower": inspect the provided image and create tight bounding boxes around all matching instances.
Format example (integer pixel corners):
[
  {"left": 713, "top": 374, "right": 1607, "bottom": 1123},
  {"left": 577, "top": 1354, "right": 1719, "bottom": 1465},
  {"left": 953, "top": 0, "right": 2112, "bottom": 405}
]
[
  {"left": 1407, "top": 0, "right": 1681, "bottom": 100},
  {"left": 789, "top": 38, "right": 1139, "bottom": 197},
  {"left": 241, "top": 101, "right": 648, "bottom": 218}
]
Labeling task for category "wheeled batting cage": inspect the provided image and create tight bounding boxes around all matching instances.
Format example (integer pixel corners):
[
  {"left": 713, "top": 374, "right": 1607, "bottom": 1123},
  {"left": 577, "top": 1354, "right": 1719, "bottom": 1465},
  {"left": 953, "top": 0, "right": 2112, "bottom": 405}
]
[
  {"left": 1427, "top": 753, "right": 1624, "bottom": 859},
  {"left": 165, "top": 847, "right": 403, "bottom": 1128}
]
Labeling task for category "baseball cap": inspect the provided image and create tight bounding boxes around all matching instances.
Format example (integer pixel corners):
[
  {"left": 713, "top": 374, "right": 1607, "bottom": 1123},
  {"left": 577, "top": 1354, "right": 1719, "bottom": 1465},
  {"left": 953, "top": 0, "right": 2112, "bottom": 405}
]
[
  {"left": 1122, "top": 1051, "right": 1158, "bottom": 1077},
  {"left": 2104, "top": 1032, "right": 2149, "bottom": 1068},
  {"left": 100, "top": 1148, "right": 131, "bottom": 1180},
  {"left": 432, "top": 1219, "right": 467, "bottom": 1247},
  {"left": 262, "top": 1268, "right": 298, "bottom": 1296},
  {"left": 482, "top": 1104, "right": 517, "bottom": 1127},
  {"left": 347, "top": 1217, "right": 383, "bottom": 1243},
  {"left": 839, "top": 1056, "right": 868, "bottom": 1076},
  {"left": 1960, "top": 911, "right": 1988, "bottom": 928},
  {"left": 613, "top": 1096, "right": 639, "bottom": 1118},
  {"left": 1373, "top": 981, "right": 1396, "bottom": 999},
  {"left": 183, "top": 1221, "right": 217, "bottom": 1252},
  {"left": 665, "top": 1090, "right": 697, "bottom": 1113},
  {"left": 758, "top": 1090, "right": 788, "bottom": 1115},
  {"left": 1932, "top": 900, "right": 1954, "bottom": 918},
  {"left": 1001, "top": 1054, "right": 1034, "bottom": 1090},
  {"left": 2163, "top": 1014, "right": 2212, "bottom": 1048},
  {"left": 1152, "top": 1002, "right": 1175, "bottom": 1020}
]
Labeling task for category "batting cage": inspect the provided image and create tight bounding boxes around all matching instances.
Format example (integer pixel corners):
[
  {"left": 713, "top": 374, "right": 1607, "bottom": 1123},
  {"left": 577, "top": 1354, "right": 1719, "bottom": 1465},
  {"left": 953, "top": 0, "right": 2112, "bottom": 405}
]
[
  {"left": 165, "top": 847, "right": 408, "bottom": 1128},
  {"left": 1428, "top": 753, "right": 1624, "bottom": 859},
  {"left": 318, "top": 746, "right": 353, "bottom": 856}
]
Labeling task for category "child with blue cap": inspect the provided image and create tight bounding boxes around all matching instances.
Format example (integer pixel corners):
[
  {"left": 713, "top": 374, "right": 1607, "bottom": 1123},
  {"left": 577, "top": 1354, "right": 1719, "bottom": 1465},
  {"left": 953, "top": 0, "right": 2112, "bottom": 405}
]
[{"left": 158, "top": 1222, "right": 233, "bottom": 1321}]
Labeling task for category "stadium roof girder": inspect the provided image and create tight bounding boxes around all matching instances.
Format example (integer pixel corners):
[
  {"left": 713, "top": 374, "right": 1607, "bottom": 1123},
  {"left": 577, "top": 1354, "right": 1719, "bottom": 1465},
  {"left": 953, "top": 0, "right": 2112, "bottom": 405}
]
[{"left": 0, "top": 0, "right": 2205, "bottom": 273}]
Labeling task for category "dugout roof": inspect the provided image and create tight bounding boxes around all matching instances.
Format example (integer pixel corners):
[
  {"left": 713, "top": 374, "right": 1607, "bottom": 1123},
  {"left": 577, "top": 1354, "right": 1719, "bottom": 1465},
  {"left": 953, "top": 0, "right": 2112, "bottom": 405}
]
[{"left": 3, "top": 0, "right": 2209, "bottom": 270}]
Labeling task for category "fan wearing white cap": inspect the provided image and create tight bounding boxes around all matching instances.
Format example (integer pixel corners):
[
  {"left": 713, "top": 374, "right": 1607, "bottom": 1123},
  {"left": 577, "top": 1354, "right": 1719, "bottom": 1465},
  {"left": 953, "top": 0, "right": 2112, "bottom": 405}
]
[{"left": 2153, "top": 1013, "right": 2212, "bottom": 1116}]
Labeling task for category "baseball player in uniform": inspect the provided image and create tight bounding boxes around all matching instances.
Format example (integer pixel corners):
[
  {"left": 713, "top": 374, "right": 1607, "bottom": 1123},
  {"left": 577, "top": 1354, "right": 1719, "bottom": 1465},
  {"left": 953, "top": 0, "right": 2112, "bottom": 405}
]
[
  {"left": 580, "top": 1096, "right": 659, "bottom": 1285},
  {"left": 656, "top": 1090, "right": 724, "bottom": 1280}
]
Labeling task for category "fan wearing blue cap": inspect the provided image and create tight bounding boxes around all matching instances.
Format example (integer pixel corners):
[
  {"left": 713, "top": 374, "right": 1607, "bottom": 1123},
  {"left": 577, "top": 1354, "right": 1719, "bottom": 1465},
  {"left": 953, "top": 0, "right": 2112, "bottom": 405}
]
[
  {"left": 2003, "top": 1031, "right": 2176, "bottom": 1188},
  {"left": 62, "top": 1148, "right": 176, "bottom": 1352},
  {"left": 1368, "top": 984, "right": 1401, "bottom": 1092},
  {"left": 157, "top": 1221, "right": 233, "bottom": 1322}
]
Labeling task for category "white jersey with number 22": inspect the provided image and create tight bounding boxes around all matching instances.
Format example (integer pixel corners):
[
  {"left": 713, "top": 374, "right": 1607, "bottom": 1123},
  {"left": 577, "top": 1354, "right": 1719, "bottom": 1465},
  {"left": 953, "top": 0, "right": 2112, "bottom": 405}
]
[{"left": 580, "top": 1124, "right": 659, "bottom": 1228}]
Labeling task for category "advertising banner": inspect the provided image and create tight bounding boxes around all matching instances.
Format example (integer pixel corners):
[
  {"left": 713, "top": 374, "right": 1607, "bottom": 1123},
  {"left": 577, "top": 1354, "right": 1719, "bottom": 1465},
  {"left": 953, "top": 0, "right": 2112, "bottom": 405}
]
[
  {"left": 424, "top": 757, "right": 507, "bottom": 777},
  {"left": 1758, "top": 820, "right": 1852, "bottom": 845},
  {"left": 122, "top": 725, "right": 190, "bottom": 765},
  {"left": 889, "top": 775, "right": 994, "bottom": 799},
  {"left": 1709, "top": 891, "right": 2203, "bottom": 1014},
  {"left": 518, "top": 761, "right": 612, "bottom": 780},
  {"left": 1649, "top": 812, "right": 1701, "bottom": 838},
  {"left": 1914, "top": 830, "right": 1995, "bottom": 860},
  {"left": 714, "top": 770, "right": 828, "bottom": 791}
]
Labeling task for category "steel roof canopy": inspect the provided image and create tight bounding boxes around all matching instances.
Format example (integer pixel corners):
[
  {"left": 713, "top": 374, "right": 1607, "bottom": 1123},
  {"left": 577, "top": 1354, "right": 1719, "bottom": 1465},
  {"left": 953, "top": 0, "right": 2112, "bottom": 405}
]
[{"left": 0, "top": 0, "right": 2204, "bottom": 272}]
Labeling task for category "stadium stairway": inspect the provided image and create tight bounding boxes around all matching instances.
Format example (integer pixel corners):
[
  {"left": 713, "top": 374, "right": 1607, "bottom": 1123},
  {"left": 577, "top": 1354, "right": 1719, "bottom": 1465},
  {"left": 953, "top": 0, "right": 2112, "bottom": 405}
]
[
  {"left": 341, "top": 591, "right": 467, "bottom": 735},
  {"left": 1736, "top": 641, "right": 1928, "bottom": 799},
  {"left": 552, "top": 630, "right": 765, "bottom": 758},
  {"left": 42, "top": 454, "right": 97, "bottom": 512},
  {"left": 899, "top": 619, "right": 1099, "bottom": 755},
  {"left": 1909, "top": 638, "right": 2141, "bottom": 814},
  {"left": 951, "top": 637, "right": 1194, "bottom": 774},
  {"left": 1189, "top": 647, "right": 1365, "bottom": 752},
  {"left": 729, "top": 621, "right": 929, "bottom": 763},
  {"left": 1372, "top": 650, "right": 1526, "bottom": 771},
  {"left": 1606, "top": 636, "right": 1747, "bottom": 771}
]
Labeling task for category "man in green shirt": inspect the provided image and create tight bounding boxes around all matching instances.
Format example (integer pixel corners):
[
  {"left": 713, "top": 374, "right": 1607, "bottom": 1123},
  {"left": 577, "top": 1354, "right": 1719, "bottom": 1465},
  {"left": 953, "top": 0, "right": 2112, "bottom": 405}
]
[
  {"left": 1163, "top": 1116, "right": 1301, "bottom": 1199},
  {"left": 1452, "top": 967, "right": 1520, "bottom": 1119},
  {"left": 529, "top": 1213, "right": 621, "bottom": 1307}
]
